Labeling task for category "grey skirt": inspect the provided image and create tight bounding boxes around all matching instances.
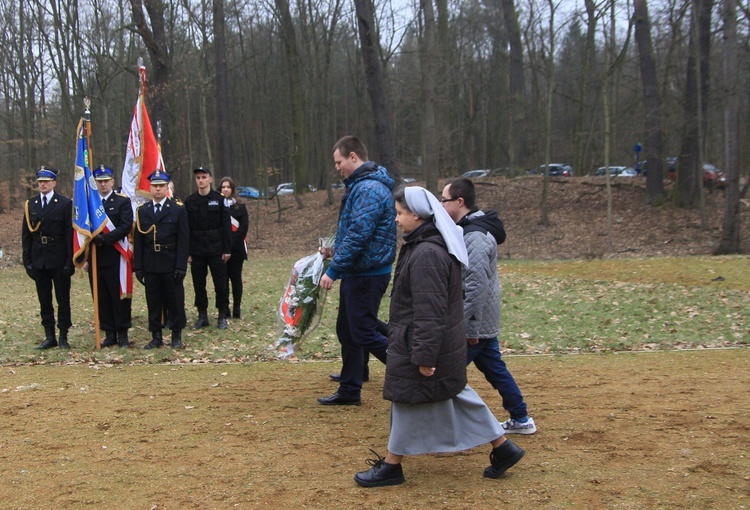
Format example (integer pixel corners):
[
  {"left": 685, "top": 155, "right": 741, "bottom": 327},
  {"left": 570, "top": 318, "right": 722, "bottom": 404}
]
[{"left": 387, "top": 385, "right": 504, "bottom": 456}]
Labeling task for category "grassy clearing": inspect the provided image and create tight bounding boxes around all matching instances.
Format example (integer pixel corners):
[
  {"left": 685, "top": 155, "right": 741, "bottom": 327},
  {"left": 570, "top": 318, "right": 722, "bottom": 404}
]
[{"left": 0, "top": 255, "right": 746, "bottom": 364}]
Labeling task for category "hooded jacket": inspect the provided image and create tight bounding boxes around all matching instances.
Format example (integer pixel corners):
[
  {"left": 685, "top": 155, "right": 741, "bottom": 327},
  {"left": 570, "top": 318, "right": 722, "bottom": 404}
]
[
  {"left": 326, "top": 162, "right": 397, "bottom": 280},
  {"left": 457, "top": 209, "right": 506, "bottom": 339},
  {"left": 383, "top": 222, "right": 467, "bottom": 404}
]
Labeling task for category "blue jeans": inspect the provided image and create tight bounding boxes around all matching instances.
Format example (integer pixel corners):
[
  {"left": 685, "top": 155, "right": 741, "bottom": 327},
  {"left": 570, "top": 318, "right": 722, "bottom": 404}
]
[
  {"left": 336, "top": 274, "right": 390, "bottom": 399},
  {"left": 467, "top": 337, "right": 527, "bottom": 420}
]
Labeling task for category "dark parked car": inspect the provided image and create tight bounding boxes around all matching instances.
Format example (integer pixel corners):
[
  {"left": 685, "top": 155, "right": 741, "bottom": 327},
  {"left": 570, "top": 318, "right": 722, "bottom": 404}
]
[{"left": 530, "top": 164, "right": 574, "bottom": 177}]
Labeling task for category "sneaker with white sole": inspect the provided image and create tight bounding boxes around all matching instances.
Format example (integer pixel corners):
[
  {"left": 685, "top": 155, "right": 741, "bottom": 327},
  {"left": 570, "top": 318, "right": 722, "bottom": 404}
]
[{"left": 501, "top": 417, "right": 537, "bottom": 434}]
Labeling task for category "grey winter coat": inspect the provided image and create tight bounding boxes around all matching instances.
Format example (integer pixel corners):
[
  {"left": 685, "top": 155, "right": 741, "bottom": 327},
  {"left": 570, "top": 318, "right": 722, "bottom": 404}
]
[
  {"left": 458, "top": 210, "right": 505, "bottom": 339},
  {"left": 383, "top": 223, "right": 467, "bottom": 404}
]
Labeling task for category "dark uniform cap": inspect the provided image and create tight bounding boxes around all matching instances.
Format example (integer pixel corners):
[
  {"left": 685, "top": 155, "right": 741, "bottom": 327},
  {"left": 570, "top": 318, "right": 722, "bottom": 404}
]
[
  {"left": 36, "top": 166, "right": 58, "bottom": 181},
  {"left": 93, "top": 165, "right": 115, "bottom": 181},
  {"left": 193, "top": 167, "right": 212, "bottom": 176},
  {"left": 148, "top": 169, "right": 171, "bottom": 185}
]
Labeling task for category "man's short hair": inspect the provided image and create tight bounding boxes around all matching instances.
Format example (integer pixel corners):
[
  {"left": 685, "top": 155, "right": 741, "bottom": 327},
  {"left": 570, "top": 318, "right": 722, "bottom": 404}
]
[
  {"left": 333, "top": 136, "right": 368, "bottom": 162},
  {"left": 445, "top": 177, "right": 477, "bottom": 209}
]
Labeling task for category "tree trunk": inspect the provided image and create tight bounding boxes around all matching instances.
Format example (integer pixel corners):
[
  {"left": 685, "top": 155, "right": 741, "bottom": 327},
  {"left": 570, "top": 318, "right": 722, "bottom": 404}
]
[
  {"left": 353, "top": 0, "right": 398, "bottom": 176},
  {"left": 420, "top": 0, "right": 438, "bottom": 192},
  {"left": 129, "top": 0, "right": 173, "bottom": 168},
  {"left": 275, "top": 0, "right": 308, "bottom": 196},
  {"left": 634, "top": 0, "right": 666, "bottom": 204},
  {"left": 500, "top": 0, "right": 526, "bottom": 169},
  {"left": 716, "top": 0, "right": 741, "bottom": 253},
  {"left": 213, "top": 0, "right": 232, "bottom": 176}
]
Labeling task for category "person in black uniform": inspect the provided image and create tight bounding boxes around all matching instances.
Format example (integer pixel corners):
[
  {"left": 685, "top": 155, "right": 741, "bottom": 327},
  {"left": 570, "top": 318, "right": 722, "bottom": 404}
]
[
  {"left": 185, "top": 167, "right": 232, "bottom": 330},
  {"left": 133, "top": 170, "right": 189, "bottom": 349},
  {"left": 219, "top": 177, "right": 248, "bottom": 319},
  {"left": 22, "top": 166, "right": 75, "bottom": 349},
  {"left": 87, "top": 165, "right": 133, "bottom": 348}
]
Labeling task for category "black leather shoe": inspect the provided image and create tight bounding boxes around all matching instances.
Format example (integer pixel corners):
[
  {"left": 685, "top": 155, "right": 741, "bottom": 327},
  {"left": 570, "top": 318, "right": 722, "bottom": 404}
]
[
  {"left": 329, "top": 373, "right": 369, "bottom": 383},
  {"left": 217, "top": 316, "right": 228, "bottom": 330},
  {"left": 317, "top": 392, "right": 361, "bottom": 406},
  {"left": 144, "top": 331, "right": 164, "bottom": 350},
  {"left": 171, "top": 330, "right": 184, "bottom": 349},
  {"left": 232, "top": 306, "right": 241, "bottom": 319},
  {"left": 117, "top": 330, "right": 130, "bottom": 348},
  {"left": 36, "top": 338, "right": 58, "bottom": 350},
  {"left": 354, "top": 451, "right": 405, "bottom": 487},
  {"left": 58, "top": 332, "right": 71, "bottom": 349},
  {"left": 193, "top": 311, "right": 209, "bottom": 329},
  {"left": 483, "top": 438, "right": 525, "bottom": 479},
  {"left": 101, "top": 331, "right": 117, "bottom": 348}
]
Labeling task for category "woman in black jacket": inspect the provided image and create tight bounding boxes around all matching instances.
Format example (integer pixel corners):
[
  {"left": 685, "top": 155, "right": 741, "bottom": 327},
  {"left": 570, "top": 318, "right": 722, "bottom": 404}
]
[
  {"left": 353, "top": 186, "right": 525, "bottom": 488},
  {"left": 219, "top": 177, "right": 249, "bottom": 318}
]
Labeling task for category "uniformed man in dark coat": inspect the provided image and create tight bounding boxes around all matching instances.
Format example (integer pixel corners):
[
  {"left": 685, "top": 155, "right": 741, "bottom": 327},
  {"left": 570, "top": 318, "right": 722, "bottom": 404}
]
[
  {"left": 22, "top": 166, "right": 75, "bottom": 349},
  {"left": 87, "top": 165, "right": 133, "bottom": 348},
  {"left": 133, "top": 170, "right": 189, "bottom": 349},
  {"left": 184, "top": 167, "right": 232, "bottom": 330}
]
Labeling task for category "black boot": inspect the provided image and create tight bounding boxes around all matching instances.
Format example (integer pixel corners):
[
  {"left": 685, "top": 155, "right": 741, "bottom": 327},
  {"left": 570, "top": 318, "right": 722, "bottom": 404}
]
[
  {"left": 354, "top": 450, "right": 405, "bottom": 487},
  {"left": 144, "top": 330, "right": 163, "bottom": 349},
  {"left": 36, "top": 326, "right": 57, "bottom": 350},
  {"left": 193, "top": 309, "right": 209, "bottom": 329},
  {"left": 101, "top": 330, "right": 117, "bottom": 348},
  {"left": 217, "top": 311, "right": 228, "bottom": 330},
  {"left": 171, "top": 329, "right": 184, "bottom": 349},
  {"left": 58, "top": 329, "right": 71, "bottom": 349},
  {"left": 117, "top": 330, "right": 130, "bottom": 348},
  {"left": 483, "top": 438, "right": 525, "bottom": 479},
  {"left": 232, "top": 305, "right": 241, "bottom": 319}
]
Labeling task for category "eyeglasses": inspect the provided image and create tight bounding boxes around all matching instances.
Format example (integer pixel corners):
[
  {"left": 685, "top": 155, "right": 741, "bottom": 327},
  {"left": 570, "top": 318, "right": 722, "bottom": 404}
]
[{"left": 440, "top": 197, "right": 459, "bottom": 203}]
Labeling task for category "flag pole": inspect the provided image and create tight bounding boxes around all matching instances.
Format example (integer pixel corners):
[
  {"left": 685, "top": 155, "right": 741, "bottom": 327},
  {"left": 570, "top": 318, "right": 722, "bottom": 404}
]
[{"left": 84, "top": 97, "right": 102, "bottom": 350}]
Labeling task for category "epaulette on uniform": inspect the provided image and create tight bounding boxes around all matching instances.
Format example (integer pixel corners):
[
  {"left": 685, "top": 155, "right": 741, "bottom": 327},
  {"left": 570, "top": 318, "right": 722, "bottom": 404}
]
[
  {"left": 115, "top": 191, "right": 129, "bottom": 197},
  {"left": 173, "top": 198, "right": 184, "bottom": 206}
]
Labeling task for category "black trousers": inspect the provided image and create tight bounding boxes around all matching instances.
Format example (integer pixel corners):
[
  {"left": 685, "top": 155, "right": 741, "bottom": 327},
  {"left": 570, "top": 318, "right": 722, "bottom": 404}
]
[
  {"left": 89, "top": 265, "right": 132, "bottom": 332},
  {"left": 33, "top": 267, "right": 72, "bottom": 331},
  {"left": 225, "top": 253, "right": 245, "bottom": 307},
  {"left": 144, "top": 272, "right": 186, "bottom": 332},
  {"left": 191, "top": 254, "right": 229, "bottom": 311}
]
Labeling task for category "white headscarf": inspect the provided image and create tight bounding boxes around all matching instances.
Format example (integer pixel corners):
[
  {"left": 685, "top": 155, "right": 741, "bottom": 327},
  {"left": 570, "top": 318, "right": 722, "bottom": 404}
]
[{"left": 404, "top": 186, "right": 468, "bottom": 268}]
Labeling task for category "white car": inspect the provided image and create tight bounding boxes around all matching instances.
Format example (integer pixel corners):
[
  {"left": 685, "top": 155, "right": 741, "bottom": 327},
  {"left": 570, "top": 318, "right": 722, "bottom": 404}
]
[{"left": 275, "top": 183, "right": 295, "bottom": 196}]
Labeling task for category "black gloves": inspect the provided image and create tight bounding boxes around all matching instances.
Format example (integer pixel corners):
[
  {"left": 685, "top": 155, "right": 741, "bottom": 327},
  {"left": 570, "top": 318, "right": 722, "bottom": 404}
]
[
  {"left": 136, "top": 270, "right": 145, "bottom": 285},
  {"left": 25, "top": 265, "right": 35, "bottom": 280},
  {"left": 62, "top": 265, "right": 75, "bottom": 277},
  {"left": 174, "top": 269, "right": 186, "bottom": 284}
]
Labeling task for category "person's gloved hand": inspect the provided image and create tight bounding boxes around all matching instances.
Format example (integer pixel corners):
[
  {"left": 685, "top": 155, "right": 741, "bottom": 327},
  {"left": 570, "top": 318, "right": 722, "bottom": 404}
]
[
  {"left": 62, "top": 265, "right": 75, "bottom": 277},
  {"left": 93, "top": 234, "right": 104, "bottom": 246},
  {"left": 174, "top": 269, "right": 186, "bottom": 284},
  {"left": 136, "top": 270, "right": 145, "bottom": 285},
  {"left": 25, "top": 265, "right": 35, "bottom": 280}
]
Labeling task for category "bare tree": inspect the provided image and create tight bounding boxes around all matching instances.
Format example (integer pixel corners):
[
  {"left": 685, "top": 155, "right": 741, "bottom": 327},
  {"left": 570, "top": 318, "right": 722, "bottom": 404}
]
[
  {"left": 634, "top": 0, "right": 666, "bottom": 204},
  {"left": 214, "top": 0, "right": 233, "bottom": 175},
  {"left": 715, "top": 0, "right": 741, "bottom": 253}
]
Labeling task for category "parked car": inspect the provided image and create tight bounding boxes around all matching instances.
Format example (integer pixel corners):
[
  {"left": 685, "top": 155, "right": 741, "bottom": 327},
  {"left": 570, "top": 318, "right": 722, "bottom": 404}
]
[
  {"left": 273, "top": 183, "right": 295, "bottom": 196},
  {"left": 330, "top": 181, "right": 345, "bottom": 190},
  {"left": 530, "top": 164, "right": 574, "bottom": 177},
  {"left": 702, "top": 164, "right": 727, "bottom": 191},
  {"left": 462, "top": 169, "right": 492, "bottom": 178},
  {"left": 402, "top": 177, "right": 417, "bottom": 183},
  {"left": 594, "top": 166, "right": 638, "bottom": 177},
  {"left": 236, "top": 186, "right": 261, "bottom": 199}
]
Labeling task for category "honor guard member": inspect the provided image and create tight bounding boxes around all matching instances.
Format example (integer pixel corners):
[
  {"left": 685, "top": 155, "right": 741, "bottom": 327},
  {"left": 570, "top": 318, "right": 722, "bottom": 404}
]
[
  {"left": 22, "top": 166, "right": 75, "bottom": 349},
  {"left": 88, "top": 165, "right": 133, "bottom": 348},
  {"left": 184, "top": 167, "right": 232, "bottom": 330},
  {"left": 133, "top": 170, "right": 189, "bottom": 349}
]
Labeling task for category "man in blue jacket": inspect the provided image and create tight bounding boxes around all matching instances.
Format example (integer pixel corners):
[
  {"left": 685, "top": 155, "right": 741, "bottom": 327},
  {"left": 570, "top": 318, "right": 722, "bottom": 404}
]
[{"left": 318, "top": 136, "right": 397, "bottom": 406}]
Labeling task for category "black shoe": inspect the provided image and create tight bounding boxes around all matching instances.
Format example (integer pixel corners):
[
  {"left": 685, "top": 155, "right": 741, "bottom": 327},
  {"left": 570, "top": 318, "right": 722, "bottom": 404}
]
[
  {"left": 193, "top": 310, "right": 209, "bottom": 329},
  {"left": 483, "top": 439, "right": 525, "bottom": 479},
  {"left": 144, "top": 331, "right": 164, "bottom": 349},
  {"left": 171, "top": 330, "right": 184, "bottom": 349},
  {"left": 36, "top": 338, "right": 58, "bottom": 350},
  {"left": 117, "top": 330, "right": 130, "bottom": 348},
  {"left": 354, "top": 450, "right": 405, "bottom": 487},
  {"left": 58, "top": 331, "right": 71, "bottom": 349},
  {"left": 329, "top": 373, "right": 369, "bottom": 383},
  {"left": 232, "top": 306, "right": 241, "bottom": 319},
  {"left": 101, "top": 331, "right": 117, "bottom": 348},
  {"left": 217, "top": 315, "right": 228, "bottom": 330},
  {"left": 317, "top": 392, "right": 361, "bottom": 406}
]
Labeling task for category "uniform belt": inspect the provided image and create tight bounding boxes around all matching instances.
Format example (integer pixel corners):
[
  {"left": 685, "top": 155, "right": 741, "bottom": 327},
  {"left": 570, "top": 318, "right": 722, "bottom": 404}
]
[
  {"left": 193, "top": 228, "right": 220, "bottom": 236},
  {"left": 151, "top": 243, "right": 177, "bottom": 252},
  {"left": 34, "top": 235, "right": 60, "bottom": 244}
]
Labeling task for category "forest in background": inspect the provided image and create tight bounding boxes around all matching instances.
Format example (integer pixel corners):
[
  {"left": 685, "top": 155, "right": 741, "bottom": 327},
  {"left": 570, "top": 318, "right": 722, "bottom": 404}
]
[{"left": 0, "top": 0, "right": 747, "bottom": 253}]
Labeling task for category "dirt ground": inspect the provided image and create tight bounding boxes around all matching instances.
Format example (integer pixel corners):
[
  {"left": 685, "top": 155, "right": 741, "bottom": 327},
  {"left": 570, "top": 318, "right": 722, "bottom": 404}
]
[{"left": 2, "top": 349, "right": 748, "bottom": 509}]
